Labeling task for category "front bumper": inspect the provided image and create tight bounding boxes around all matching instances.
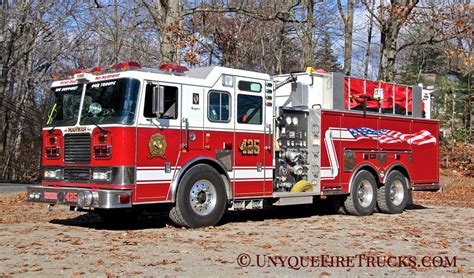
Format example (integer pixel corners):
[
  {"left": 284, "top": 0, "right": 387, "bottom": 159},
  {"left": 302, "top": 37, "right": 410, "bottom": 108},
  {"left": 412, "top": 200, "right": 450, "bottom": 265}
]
[{"left": 27, "top": 185, "right": 132, "bottom": 209}]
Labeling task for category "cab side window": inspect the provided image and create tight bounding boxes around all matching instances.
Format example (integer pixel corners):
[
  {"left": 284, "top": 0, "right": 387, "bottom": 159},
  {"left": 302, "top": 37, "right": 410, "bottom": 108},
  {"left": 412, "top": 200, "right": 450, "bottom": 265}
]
[
  {"left": 238, "top": 81, "right": 262, "bottom": 93},
  {"left": 144, "top": 84, "right": 178, "bottom": 119},
  {"left": 208, "top": 90, "right": 230, "bottom": 122},
  {"left": 237, "top": 94, "right": 262, "bottom": 125}
]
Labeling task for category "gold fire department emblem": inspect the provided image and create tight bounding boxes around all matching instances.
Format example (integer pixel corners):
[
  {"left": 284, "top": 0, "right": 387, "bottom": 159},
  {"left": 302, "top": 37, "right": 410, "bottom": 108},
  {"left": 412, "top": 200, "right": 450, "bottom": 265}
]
[{"left": 148, "top": 133, "right": 167, "bottom": 159}]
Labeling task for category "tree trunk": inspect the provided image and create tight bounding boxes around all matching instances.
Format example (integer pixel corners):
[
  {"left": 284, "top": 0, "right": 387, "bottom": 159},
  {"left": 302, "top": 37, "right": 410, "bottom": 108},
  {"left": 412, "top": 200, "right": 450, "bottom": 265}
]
[
  {"left": 338, "top": 0, "right": 354, "bottom": 75},
  {"left": 0, "top": 0, "right": 8, "bottom": 157},
  {"left": 363, "top": 0, "right": 375, "bottom": 79},
  {"left": 377, "top": 0, "right": 419, "bottom": 81},
  {"left": 301, "top": 0, "right": 314, "bottom": 67},
  {"left": 159, "top": 0, "right": 180, "bottom": 64},
  {"left": 378, "top": 24, "right": 400, "bottom": 81},
  {"left": 112, "top": 0, "right": 120, "bottom": 64}
]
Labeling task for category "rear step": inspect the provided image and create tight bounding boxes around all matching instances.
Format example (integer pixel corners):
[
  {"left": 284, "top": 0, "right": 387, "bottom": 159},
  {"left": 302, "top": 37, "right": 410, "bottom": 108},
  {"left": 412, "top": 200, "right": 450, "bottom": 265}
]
[{"left": 229, "top": 199, "right": 264, "bottom": 211}]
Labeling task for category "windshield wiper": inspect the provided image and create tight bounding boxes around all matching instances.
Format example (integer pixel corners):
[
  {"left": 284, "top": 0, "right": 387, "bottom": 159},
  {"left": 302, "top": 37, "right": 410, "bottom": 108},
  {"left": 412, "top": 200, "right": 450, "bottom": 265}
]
[
  {"left": 90, "top": 119, "right": 109, "bottom": 134},
  {"left": 46, "top": 103, "right": 58, "bottom": 135},
  {"left": 48, "top": 126, "right": 56, "bottom": 135}
]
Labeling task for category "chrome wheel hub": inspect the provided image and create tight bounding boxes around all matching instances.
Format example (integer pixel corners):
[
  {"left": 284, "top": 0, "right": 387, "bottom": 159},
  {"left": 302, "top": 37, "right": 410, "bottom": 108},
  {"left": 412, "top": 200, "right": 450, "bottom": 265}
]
[
  {"left": 189, "top": 180, "right": 217, "bottom": 216},
  {"left": 390, "top": 180, "right": 404, "bottom": 206},
  {"left": 357, "top": 180, "right": 374, "bottom": 208}
]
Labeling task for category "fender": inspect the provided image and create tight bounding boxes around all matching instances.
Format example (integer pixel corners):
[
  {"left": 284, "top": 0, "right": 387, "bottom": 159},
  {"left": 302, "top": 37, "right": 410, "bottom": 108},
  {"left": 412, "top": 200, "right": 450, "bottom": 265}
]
[
  {"left": 167, "top": 156, "right": 232, "bottom": 202},
  {"left": 383, "top": 163, "right": 412, "bottom": 187},
  {"left": 347, "top": 163, "right": 380, "bottom": 193}
]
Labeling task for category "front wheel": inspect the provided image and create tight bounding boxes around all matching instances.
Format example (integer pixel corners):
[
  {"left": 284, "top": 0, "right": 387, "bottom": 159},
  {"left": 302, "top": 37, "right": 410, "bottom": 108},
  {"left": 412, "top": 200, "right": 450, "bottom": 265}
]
[
  {"left": 169, "top": 164, "right": 226, "bottom": 228},
  {"left": 377, "top": 170, "right": 409, "bottom": 214},
  {"left": 344, "top": 170, "right": 377, "bottom": 216}
]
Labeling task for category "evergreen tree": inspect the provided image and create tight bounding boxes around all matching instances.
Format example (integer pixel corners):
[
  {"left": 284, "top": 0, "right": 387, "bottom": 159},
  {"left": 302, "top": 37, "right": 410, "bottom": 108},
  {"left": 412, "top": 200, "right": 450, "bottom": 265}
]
[{"left": 313, "top": 33, "right": 341, "bottom": 73}]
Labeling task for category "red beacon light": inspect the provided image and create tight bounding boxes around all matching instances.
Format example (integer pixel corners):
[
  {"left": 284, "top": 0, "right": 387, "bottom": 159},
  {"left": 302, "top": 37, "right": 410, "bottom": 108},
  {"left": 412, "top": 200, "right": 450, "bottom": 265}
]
[
  {"left": 67, "top": 69, "right": 86, "bottom": 79},
  {"left": 68, "top": 69, "right": 86, "bottom": 75},
  {"left": 111, "top": 61, "right": 141, "bottom": 71},
  {"left": 160, "top": 64, "right": 189, "bottom": 73},
  {"left": 305, "top": 67, "right": 327, "bottom": 74},
  {"left": 89, "top": 65, "right": 105, "bottom": 75}
]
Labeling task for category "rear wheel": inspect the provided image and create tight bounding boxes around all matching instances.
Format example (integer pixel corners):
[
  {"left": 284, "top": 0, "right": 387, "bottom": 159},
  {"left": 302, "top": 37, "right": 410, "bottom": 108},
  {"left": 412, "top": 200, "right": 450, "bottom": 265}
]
[
  {"left": 344, "top": 170, "right": 377, "bottom": 216},
  {"left": 377, "top": 170, "right": 409, "bottom": 214},
  {"left": 169, "top": 164, "right": 226, "bottom": 228}
]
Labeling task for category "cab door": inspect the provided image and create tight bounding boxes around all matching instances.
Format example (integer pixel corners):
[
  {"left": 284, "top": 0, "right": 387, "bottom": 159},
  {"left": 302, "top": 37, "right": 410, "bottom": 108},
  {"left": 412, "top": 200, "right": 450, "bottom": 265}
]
[
  {"left": 233, "top": 78, "right": 267, "bottom": 197},
  {"left": 135, "top": 81, "right": 182, "bottom": 202}
]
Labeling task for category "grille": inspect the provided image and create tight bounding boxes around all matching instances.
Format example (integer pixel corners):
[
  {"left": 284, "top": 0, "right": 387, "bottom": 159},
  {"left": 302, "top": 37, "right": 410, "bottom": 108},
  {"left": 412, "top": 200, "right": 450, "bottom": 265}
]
[
  {"left": 64, "top": 133, "right": 91, "bottom": 163},
  {"left": 63, "top": 168, "right": 91, "bottom": 182}
]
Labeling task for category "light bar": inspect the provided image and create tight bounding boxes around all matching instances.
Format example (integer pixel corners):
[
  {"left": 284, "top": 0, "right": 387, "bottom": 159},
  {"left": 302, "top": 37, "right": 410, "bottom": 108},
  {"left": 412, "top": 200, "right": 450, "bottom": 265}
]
[
  {"left": 68, "top": 69, "right": 86, "bottom": 75},
  {"left": 160, "top": 64, "right": 189, "bottom": 73},
  {"left": 111, "top": 61, "right": 141, "bottom": 71},
  {"left": 90, "top": 65, "right": 105, "bottom": 75}
]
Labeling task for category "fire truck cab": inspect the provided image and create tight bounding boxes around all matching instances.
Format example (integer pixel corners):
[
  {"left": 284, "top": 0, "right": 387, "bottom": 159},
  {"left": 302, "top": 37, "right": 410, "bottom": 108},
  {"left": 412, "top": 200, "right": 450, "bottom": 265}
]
[{"left": 27, "top": 62, "right": 440, "bottom": 228}]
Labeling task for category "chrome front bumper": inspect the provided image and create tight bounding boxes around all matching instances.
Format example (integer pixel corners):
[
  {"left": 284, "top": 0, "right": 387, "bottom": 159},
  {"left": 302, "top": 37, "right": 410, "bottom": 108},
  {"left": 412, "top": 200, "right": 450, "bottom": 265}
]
[{"left": 27, "top": 185, "right": 132, "bottom": 209}]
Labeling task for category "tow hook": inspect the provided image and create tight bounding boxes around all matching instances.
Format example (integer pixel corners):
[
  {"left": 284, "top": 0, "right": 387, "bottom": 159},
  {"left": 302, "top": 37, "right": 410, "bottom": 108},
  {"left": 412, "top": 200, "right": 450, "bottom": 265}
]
[{"left": 47, "top": 204, "right": 55, "bottom": 211}]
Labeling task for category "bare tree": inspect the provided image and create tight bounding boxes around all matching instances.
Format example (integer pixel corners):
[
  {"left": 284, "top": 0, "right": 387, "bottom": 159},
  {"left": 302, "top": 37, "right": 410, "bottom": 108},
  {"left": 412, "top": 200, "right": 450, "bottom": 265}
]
[
  {"left": 0, "top": 1, "right": 84, "bottom": 181},
  {"left": 337, "top": 0, "right": 354, "bottom": 75},
  {"left": 363, "top": 0, "right": 376, "bottom": 79},
  {"left": 141, "top": 0, "right": 304, "bottom": 65},
  {"left": 364, "top": 0, "right": 419, "bottom": 81}
]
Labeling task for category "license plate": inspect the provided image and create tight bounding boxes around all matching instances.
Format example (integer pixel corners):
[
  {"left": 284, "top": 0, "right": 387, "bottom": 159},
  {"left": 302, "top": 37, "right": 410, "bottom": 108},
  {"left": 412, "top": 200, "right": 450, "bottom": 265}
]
[
  {"left": 44, "top": 192, "right": 58, "bottom": 201},
  {"left": 65, "top": 192, "right": 78, "bottom": 203}
]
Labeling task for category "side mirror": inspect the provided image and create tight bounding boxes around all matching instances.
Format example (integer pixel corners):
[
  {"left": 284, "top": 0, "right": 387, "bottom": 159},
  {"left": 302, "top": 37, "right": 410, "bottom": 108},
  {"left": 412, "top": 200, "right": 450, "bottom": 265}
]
[{"left": 152, "top": 85, "right": 165, "bottom": 115}]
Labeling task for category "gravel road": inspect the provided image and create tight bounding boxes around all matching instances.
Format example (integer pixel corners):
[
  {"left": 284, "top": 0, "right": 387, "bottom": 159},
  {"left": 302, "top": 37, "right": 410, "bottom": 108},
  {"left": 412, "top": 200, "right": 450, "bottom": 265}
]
[{"left": 0, "top": 176, "right": 472, "bottom": 277}]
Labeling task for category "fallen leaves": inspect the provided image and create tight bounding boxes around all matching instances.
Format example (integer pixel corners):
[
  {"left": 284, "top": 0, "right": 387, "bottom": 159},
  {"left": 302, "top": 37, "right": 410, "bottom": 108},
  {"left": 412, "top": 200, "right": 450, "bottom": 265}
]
[
  {"left": 413, "top": 175, "right": 474, "bottom": 208},
  {"left": 143, "top": 259, "right": 176, "bottom": 266}
]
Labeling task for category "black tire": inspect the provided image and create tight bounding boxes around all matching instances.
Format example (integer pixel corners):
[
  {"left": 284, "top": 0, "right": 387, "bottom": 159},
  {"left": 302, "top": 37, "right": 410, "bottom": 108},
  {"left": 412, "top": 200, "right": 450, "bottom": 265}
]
[
  {"left": 377, "top": 170, "right": 409, "bottom": 214},
  {"left": 169, "top": 164, "right": 226, "bottom": 228},
  {"left": 344, "top": 170, "right": 377, "bottom": 216}
]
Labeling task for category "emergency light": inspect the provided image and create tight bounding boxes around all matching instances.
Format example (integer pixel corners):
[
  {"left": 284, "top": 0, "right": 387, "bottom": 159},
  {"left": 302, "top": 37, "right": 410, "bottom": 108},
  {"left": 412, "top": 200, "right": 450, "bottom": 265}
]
[
  {"left": 111, "top": 61, "right": 141, "bottom": 71},
  {"left": 159, "top": 64, "right": 189, "bottom": 73}
]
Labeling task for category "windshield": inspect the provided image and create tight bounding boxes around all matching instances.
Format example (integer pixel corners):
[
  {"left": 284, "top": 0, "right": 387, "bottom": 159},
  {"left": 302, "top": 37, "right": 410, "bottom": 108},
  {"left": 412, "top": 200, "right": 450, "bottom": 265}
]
[
  {"left": 44, "top": 84, "right": 83, "bottom": 127},
  {"left": 80, "top": 78, "right": 140, "bottom": 125}
]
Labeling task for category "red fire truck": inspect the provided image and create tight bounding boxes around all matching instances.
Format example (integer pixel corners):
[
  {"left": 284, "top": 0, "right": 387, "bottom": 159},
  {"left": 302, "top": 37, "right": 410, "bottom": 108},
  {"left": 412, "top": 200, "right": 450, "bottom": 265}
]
[{"left": 27, "top": 62, "right": 440, "bottom": 227}]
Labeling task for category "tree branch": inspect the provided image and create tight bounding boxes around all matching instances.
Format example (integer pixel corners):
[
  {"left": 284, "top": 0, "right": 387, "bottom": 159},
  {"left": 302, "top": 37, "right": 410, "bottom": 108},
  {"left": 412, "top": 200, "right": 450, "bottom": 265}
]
[
  {"left": 397, "top": 29, "right": 469, "bottom": 54},
  {"left": 180, "top": 5, "right": 304, "bottom": 23},
  {"left": 361, "top": 0, "right": 382, "bottom": 25},
  {"left": 337, "top": 0, "right": 347, "bottom": 23}
]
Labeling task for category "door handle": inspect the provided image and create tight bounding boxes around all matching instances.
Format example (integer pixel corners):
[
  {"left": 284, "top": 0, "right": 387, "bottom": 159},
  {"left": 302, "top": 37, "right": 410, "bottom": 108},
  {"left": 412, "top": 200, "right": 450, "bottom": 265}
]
[
  {"left": 265, "top": 124, "right": 272, "bottom": 151},
  {"left": 183, "top": 118, "right": 189, "bottom": 150}
]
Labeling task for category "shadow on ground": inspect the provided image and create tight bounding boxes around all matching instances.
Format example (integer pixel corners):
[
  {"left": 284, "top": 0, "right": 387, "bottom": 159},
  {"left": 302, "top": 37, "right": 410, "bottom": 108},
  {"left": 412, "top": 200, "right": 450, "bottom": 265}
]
[{"left": 49, "top": 201, "right": 432, "bottom": 231}]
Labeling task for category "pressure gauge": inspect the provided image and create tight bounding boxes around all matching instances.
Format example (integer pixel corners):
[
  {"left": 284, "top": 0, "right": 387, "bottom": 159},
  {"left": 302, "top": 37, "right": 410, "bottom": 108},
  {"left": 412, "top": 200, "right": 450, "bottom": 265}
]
[
  {"left": 285, "top": 116, "right": 292, "bottom": 125},
  {"left": 292, "top": 116, "right": 299, "bottom": 125}
]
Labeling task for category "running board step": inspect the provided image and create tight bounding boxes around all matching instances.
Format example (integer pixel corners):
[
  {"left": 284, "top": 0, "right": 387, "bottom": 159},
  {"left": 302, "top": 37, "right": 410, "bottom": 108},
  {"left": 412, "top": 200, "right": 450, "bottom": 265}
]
[
  {"left": 229, "top": 199, "right": 264, "bottom": 211},
  {"left": 273, "top": 196, "right": 313, "bottom": 206}
]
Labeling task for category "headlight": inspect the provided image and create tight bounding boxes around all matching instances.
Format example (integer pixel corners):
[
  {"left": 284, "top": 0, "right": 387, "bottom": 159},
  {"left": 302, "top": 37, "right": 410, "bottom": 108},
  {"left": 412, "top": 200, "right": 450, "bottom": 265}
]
[
  {"left": 77, "top": 191, "right": 93, "bottom": 207},
  {"left": 44, "top": 168, "right": 62, "bottom": 180},
  {"left": 285, "top": 116, "right": 292, "bottom": 125},
  {"left": 92, "top": 169, "right": 112, "bottom": 181},
  {"left": 292, "top": 116, "right": 298, "bottom": 125}
]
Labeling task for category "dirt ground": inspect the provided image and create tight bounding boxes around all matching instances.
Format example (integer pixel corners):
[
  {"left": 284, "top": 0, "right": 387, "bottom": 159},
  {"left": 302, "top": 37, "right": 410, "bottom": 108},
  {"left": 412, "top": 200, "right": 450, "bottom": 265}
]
[{"left": 0, "top": 175, "right": 473, "bottom": 277}]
